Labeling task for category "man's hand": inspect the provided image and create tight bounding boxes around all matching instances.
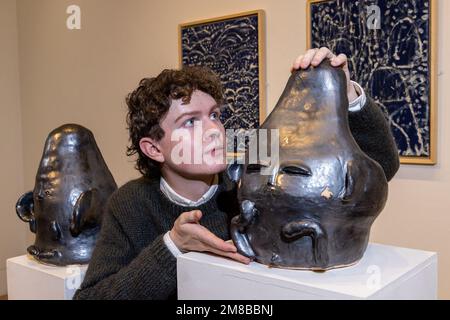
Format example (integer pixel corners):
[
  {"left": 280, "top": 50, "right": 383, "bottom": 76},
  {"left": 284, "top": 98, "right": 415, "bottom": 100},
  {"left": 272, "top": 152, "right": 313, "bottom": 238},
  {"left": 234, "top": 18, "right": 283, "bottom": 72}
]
[
  {"left": 291, "top": 47, "right": 359, "bottom": 102},
  {"left": 170, "top": 210, "right": 251, "bottom": 264}
]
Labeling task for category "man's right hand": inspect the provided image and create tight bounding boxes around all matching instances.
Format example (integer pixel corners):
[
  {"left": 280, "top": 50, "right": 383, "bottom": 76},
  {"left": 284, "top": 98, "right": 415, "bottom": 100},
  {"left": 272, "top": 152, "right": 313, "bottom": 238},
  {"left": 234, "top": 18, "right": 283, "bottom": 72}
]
[{"left": 170, "top": 210, "right": 251, "bottom": 264}]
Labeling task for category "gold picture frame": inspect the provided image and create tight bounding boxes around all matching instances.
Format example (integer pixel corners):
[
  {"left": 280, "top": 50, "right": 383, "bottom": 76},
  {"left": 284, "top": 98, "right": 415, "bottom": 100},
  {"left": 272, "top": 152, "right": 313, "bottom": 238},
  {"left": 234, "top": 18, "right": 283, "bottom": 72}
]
[{"left": 306, "top": 0, "right": 438, "bottom": 165}]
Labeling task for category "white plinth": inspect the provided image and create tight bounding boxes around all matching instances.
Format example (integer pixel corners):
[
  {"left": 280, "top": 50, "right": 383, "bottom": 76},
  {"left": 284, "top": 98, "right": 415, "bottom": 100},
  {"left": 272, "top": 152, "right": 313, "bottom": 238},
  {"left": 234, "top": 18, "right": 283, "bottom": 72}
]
[
  {"left": 177, "top": 243, "right": 437, "bottom": 300},
  {"left": 6, "top": 255, "right": 87, "bottom": 300}
]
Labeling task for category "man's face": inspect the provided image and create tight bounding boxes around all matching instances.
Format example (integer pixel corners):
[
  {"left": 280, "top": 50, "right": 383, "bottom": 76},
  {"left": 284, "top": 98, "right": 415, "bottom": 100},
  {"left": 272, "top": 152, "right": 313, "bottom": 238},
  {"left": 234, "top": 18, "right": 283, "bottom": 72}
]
[{"left": 158, "top": 89, "right": 227, "bottom": 178}]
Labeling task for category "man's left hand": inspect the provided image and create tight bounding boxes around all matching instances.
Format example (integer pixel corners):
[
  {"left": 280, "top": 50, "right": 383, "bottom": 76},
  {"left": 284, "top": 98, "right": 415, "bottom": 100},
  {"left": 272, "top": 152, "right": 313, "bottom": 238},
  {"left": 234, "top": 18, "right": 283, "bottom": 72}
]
[{"left": 291, "top": 47, "right": 359, "bottom": 102}]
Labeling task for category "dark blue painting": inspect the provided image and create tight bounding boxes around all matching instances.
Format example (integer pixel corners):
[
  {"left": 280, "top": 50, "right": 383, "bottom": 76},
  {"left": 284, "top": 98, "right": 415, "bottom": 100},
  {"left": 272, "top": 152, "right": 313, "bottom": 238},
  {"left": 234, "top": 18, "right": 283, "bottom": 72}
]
[
  {"left": 309, "top": 0, "right": 436, "bottom": 163},
  {"left": 180, "top": 11, "right": 264, "bottom": 152}
]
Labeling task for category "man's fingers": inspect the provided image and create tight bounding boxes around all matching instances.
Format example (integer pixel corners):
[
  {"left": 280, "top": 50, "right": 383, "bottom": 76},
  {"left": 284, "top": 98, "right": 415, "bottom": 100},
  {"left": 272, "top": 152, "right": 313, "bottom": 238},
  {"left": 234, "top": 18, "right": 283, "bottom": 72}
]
[
  {"left": 301, "top": 48, "right": 319, "bottom": 68},
  {"left": 293, "top": 47, "right": 344, "bottom": 71},
  {"left": 196, "top": 227, "right": 237, "bottom": 252},
  {"left": 224, "top": 251, "right": 252, "bottom": 264},
  {"left": 311, "top": 47, "right": 335, "bottom": 66},
  {"left": 291, "top": 55, "right": 304, "bottom": 72},
  {"left": 178, "top": 210, "right": 202, "bottom": 225},
  {"left": 331, "top": 53, "right": 347, "bottom": 67},
  {"left": 208, "top": 247, "right": 252, "bottom": 264}
]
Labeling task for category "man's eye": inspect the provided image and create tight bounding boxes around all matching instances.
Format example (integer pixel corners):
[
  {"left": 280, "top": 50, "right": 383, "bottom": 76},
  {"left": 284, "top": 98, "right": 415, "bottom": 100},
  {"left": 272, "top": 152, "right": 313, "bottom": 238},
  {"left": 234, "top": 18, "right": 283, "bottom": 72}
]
[
  {"left": 210, "top": 112, "right": 220, "bottom": 120},
  {"left": 183, "top": 118, "right": 196, "bottom": 127}
]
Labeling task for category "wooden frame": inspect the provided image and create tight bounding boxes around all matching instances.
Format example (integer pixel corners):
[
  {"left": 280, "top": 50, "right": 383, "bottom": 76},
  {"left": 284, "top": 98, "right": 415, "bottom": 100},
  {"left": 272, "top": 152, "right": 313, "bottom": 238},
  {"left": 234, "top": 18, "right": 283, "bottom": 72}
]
[
  {"left": 306, "top": 0, "right": 438, "bottom": 165},
  {"left": 178, "top": 10, "right": 266, "bottom": 130}
]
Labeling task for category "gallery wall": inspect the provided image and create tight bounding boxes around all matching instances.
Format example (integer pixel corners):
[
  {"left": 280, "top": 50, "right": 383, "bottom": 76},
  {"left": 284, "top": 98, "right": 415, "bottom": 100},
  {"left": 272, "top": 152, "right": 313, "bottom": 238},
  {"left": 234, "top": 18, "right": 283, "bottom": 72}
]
[
  {"left": 0, "top": 0, "right": 27, "bottom": 295},
  {"left": 1, "top": 0, "right": 448, "bottom": 298}
]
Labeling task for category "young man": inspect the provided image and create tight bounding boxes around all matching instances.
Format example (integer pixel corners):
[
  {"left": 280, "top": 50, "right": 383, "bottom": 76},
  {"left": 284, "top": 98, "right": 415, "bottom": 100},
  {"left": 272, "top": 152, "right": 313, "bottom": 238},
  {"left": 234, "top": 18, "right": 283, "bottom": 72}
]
[{"left": 73, "top": 48, "right": 399, "bottom": 300}]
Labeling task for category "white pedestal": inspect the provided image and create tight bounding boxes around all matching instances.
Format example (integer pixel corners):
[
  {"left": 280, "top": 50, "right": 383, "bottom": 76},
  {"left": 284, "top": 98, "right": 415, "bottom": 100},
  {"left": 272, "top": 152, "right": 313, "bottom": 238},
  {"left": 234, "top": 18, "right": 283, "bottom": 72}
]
[
  {"left": 6, "top": 255, "right": 87, "bottom": 300},
  {"left": 177, "top": 243, "right": 437, "bottom": 300}
]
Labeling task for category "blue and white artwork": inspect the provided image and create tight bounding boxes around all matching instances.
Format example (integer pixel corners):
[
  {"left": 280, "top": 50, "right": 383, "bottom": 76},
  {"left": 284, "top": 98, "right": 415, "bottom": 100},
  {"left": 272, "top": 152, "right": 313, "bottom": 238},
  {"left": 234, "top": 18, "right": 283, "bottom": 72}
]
[
  {"left": 309, "top": 0, "right": 434, "bottom": 161},
  {"left": 180, "top": 12, "right": 263, "bottom": 152}
]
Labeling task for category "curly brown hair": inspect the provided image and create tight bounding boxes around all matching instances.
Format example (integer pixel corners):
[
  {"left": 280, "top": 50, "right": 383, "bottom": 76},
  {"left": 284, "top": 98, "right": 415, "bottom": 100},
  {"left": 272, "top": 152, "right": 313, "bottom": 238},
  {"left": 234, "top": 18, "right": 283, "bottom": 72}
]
[{"left": 126, "top": 65, "right": 224, "bottom": 178}]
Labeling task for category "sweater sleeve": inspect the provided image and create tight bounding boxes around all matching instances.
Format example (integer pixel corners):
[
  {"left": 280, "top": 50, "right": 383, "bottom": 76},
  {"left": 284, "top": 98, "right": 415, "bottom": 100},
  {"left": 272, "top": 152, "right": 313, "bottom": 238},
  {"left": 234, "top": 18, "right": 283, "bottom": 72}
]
[
  {"left": 348, "top": 96, "right": 400, "bottom": 182},
  {"left": 72, "top": 202, "right": 177, "bottom": 300}
]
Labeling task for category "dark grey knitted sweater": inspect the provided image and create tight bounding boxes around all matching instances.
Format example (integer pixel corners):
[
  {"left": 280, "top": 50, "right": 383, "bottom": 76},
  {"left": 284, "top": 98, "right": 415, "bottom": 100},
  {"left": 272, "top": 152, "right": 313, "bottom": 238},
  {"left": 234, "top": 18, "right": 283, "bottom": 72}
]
[{"left": 73, "top": 96, "right": 399, "bottom": 300}]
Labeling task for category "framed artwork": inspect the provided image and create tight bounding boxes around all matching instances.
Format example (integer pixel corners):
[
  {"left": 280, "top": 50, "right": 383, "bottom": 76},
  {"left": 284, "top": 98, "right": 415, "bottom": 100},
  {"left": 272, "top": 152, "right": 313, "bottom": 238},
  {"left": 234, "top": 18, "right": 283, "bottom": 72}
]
[
  {"left": 179, "top": 10, "right": 265, "bottom": 154},
  {"left": 307, "top": 0, "right": 437, "bottom": 165}
]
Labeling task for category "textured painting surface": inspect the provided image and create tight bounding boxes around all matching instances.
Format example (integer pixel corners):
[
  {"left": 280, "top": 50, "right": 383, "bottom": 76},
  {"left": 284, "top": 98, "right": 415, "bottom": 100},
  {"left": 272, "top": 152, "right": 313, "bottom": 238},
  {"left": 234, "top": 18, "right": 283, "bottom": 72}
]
[
  {"left": 181, "top": 14, "right": 261, "bottom": 151},
  {"left": 310, "top": 0, "right": 432, "bottom": 158}
]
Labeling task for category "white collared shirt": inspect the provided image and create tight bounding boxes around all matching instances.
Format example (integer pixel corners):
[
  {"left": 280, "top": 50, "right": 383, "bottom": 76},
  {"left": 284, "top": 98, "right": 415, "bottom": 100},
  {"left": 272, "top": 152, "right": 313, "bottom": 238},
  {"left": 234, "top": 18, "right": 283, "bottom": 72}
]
[
  {"left": 161, "top": 175, "right": 219, "bottom": 257},
  {"left": 349, "top": 81, "right": 367, "bottom": 112},
  {"left": 160, "top": 174, "right": 219, "bottom": 207}
]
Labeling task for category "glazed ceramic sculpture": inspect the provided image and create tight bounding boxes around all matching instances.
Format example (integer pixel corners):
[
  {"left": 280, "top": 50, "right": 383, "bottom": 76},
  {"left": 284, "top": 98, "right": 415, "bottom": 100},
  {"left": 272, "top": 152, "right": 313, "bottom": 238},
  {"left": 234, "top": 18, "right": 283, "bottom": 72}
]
[
  {"left": 16, "top": 124, "right": 117, "bottom": 266},
  {"left": 229, "top": 60, "right": 388, "bottom": 270}
]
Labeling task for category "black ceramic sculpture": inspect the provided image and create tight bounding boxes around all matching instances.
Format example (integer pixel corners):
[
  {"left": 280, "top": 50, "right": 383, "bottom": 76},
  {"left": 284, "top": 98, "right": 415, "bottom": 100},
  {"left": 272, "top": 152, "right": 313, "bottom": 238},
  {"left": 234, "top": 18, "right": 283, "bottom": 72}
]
[
  {"left": 229, "top": 60, "right": 388, "bottom": 270},
  {"left": 16, "top": 124, "right": 117, "bottom": 266}
]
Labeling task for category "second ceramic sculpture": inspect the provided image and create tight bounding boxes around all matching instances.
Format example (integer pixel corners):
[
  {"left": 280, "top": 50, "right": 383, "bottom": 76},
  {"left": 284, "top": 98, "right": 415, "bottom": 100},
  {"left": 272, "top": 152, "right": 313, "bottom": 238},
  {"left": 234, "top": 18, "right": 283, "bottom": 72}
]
[{"left": 16, "top": 124, "right": 117, "bottom": 266}]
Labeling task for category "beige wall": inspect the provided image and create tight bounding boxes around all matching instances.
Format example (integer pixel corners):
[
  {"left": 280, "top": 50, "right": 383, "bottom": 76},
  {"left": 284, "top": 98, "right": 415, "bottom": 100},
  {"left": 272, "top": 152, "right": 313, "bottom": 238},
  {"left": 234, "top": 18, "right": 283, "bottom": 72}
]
[
  {"left": 371, "top": 0, "right": 450, "bottom": 298},
  {"left": 0, "top": 0, "right": 27, "bottom": 295},
  {"left": 3, "top": 0, "right": 449, "bottom": 298}
]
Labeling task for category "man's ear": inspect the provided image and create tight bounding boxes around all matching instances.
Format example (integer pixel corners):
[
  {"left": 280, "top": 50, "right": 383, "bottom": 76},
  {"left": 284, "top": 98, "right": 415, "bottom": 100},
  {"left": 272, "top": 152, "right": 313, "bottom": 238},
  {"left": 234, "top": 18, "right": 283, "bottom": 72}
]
[{"left": 139, "top": 137, "right": 165, "bottom": 163}]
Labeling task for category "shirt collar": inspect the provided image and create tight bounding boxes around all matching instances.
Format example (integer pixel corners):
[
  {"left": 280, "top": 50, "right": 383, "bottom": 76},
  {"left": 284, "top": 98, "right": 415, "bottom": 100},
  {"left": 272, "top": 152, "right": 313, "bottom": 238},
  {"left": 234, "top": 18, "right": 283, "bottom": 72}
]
[{"left": 160, "top": 174, "right": 219, "bottom": 207}]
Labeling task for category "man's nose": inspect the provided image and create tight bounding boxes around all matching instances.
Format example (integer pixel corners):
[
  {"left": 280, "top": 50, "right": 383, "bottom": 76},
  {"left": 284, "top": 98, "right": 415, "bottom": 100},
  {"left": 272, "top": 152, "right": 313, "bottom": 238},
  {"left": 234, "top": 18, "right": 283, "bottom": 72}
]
[{"left": 203, "top": 121, "right": 223, "bottom": 142}]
